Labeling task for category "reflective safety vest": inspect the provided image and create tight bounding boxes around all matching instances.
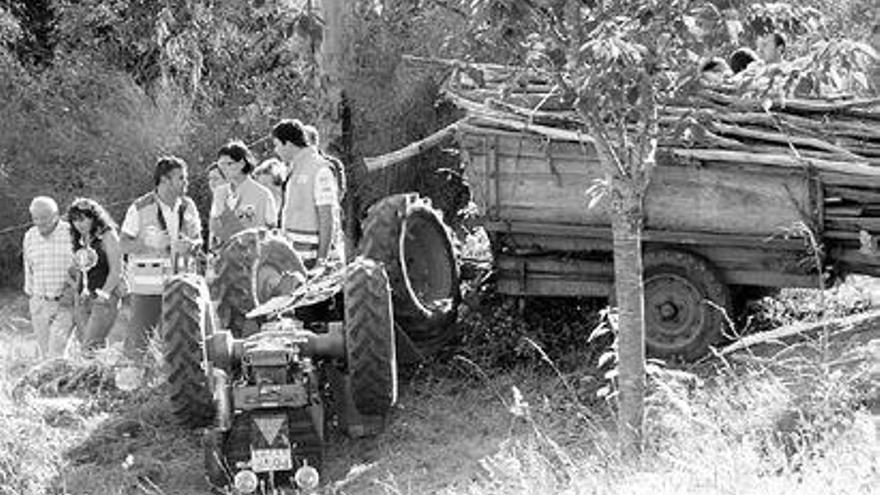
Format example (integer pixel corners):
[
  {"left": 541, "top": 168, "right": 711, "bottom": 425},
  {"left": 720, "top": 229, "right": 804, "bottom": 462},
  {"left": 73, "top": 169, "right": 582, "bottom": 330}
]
[
  {"left": 281, "top": 148, "right": 343, "bottom": 268},
  {"left": 126, "top": 192, "right": 200, "bottom": 295}
]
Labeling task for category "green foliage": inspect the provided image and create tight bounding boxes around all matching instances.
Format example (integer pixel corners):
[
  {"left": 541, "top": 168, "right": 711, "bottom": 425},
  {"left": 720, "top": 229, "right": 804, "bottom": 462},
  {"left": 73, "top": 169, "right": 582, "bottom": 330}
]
[
  {"left": 341, "top": 1, "right": 471, "bottom": 223},
  {"left": 747, "top": 283, "right": 873, "bottom": 333},
  {"left": 0, "top": 0, "right": 328, "bottom": 286},
  {"left": 454, "top": 288, "right": 609, "bottom": 371}
]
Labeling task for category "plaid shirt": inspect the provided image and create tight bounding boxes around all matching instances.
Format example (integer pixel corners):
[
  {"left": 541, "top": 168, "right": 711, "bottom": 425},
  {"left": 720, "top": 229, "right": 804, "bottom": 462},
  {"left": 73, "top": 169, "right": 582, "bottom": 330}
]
[{"left": 23, "top": 221, "right": 73, "bottom": 298}]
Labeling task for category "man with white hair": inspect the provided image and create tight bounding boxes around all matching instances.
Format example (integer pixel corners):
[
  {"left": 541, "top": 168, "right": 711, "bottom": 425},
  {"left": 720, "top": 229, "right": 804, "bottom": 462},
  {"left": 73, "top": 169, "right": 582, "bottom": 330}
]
[{"left": 22, "top": 196, "right": 75, "bottom": 358}]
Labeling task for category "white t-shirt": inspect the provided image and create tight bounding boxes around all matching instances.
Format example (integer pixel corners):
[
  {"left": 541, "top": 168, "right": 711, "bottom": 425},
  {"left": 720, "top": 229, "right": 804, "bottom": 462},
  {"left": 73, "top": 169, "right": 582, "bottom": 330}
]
[
  {"left": 314, "top": 167, "right": 338, "bottom": 207},
  {"left": 122, "top": 196, "right": 198, "bottom": 245}
]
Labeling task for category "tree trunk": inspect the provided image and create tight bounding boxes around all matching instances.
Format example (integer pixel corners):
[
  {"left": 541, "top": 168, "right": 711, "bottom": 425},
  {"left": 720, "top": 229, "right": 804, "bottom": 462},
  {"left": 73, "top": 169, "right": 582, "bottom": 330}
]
[
  {"left": 611, "top": 185, "right": 646, "bottom": 461},
  {"left": 321, "top": 0, "right": 357, "bottom": 258}
]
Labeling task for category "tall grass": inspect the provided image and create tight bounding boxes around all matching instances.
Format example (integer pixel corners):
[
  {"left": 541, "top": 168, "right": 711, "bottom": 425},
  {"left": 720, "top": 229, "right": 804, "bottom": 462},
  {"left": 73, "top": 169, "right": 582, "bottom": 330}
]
[
  {"left": 439, "top": 289, "right": 880, "bottom": 495},
  {"left": 438, "top": 351, "right": 877, "bottom": 495}
]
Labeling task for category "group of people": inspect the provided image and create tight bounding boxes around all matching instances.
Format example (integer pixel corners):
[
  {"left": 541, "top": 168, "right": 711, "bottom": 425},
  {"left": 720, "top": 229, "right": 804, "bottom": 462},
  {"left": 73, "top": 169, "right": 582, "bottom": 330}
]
[
  {"left": 22, "top": 119, "right": 345, "bottom": 363},
  {"left": 699, "top": 31, "right": 789, "bottom": 82},
  {"left": 700, "top": 26, "right": 880, "bottom": 88}
]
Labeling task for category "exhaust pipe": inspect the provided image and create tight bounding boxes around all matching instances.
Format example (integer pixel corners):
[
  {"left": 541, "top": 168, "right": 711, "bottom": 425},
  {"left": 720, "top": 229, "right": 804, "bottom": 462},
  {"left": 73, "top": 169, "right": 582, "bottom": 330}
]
[{"left": 213, "top": 369, "right": 232, "bottom": 431}]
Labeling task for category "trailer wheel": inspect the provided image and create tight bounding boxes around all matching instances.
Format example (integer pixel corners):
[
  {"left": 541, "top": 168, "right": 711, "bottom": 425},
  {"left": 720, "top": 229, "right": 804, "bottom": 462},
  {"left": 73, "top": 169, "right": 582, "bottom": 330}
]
[
  {"left": 210, "top": 228, "right": 306, "bottom": 335},
  {"left": 359, "top": 193, "right": 460, "bottom": 355},
  {"left": 643, "top": 250, "right": 731, "bottom": 361},
  {"left": 162, "top": 274, "right": 214, "bottom": 428},
  {"left": 344, "top": 257, "right": 397, "bottom": 416}
]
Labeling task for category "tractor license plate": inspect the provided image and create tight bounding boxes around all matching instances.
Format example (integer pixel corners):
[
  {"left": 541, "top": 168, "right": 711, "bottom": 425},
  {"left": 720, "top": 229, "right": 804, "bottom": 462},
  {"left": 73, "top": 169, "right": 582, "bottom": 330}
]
[{"left": 251, "top": 448, "right": 293, "bottom": 473}]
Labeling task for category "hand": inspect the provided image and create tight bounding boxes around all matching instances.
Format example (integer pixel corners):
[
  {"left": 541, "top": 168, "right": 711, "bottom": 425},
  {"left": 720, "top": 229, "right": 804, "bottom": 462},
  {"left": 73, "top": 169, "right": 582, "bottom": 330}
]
[
  {"left": 58, "top": 285, "right": 75, "bottom": 308},
  {"left": 94, "top": 289, "right": 111, "bottom": 303},
  {"left": 172, "top": 238, "right": 197, "bottom": 256}
]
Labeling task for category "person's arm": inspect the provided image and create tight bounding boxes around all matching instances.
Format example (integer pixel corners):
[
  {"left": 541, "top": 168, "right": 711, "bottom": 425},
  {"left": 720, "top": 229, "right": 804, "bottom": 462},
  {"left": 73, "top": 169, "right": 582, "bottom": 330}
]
[
  {"left": 313, "top": 167, "right": 339, "bottom": 263},
  {"left": 264, "top": 189, "right": 278, "bottom": 229},
  {"left": 118, "top": 204, "right": 144, "bottom": 255},
  {"left": 173, "top": 198, "right": 203, "bottom": 254},
  {"left": 316, "top": 205, "right": 333, "bottom": 261},
  {"left": 99, "top": 229, "right": 122, "bottom": 298},
  {"left": 22, "top": 231, "right": 32, "bottom": 296}
]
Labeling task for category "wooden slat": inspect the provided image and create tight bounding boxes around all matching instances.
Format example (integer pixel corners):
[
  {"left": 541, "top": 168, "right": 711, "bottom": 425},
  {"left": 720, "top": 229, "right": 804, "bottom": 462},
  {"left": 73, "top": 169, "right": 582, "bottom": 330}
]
[
  {"left": 824, "top": 205, "right": 863, "bottom": 217},
  {"left": 823, "top": 229, "right": 860, "bottom": 240},
  {"left": 486, "top": 221, "right": 808, "bottom": 250},
  {"left": 723, "top": 270, "right": 819, "bottom": 288},
  {"left": 460, "top": 127, "right": 598, "bottom": 162},
  {"left": 496, "top": 255, "right": 614, "bottom": 278},
  {"left": 824, "top": 216, "right": 880, "bottom": 232},
  {"left": 824, "top": 186, "right": 880, "bottom": 204},
  {"left": 820, "top": 172, "right": 880, "bottom": 188},
  {"left": 494, "top": 260, "right": 816, "bottom": 296},
  {"left": 830, "top": 248, "right": 880, "bottom": 277},
  {"left": 670, "top": 148, "right": 875, "bottom": 176},
  {"left": 497, "top": 276, "right": 612, "bottom": 297},
  {"left": 499, "top": 233, "right": 613, "bottom": 253}
]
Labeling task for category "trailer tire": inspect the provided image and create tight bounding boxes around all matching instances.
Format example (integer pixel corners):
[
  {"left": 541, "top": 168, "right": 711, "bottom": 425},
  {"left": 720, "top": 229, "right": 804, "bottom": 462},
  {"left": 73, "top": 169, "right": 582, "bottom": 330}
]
[
  {"left": 643, "top": 250, "right": 731, "bottom": 361},
  {"left": 359, "top": 193, "right": 460, "bottom": 355},
  {"left": 162, "top": 274, "right": 214, "bottom": 428},
  {"left": 210, "top": 228, "right": 306, "bottom": 335},
  {"left": 344, "top": 257, "right": 397, "bottom": 416}
]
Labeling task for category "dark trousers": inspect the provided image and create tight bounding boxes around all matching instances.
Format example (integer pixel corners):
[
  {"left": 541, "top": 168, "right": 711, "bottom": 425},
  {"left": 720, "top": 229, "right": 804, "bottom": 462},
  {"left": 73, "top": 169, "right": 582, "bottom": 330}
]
[{"left": 124, "top": 294, "right": 162, "bottom": 360}]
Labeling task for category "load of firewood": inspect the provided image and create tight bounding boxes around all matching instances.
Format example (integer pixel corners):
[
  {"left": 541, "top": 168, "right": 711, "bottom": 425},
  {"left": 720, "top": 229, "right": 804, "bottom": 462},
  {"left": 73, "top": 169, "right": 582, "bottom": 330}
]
[{"left": 426, "top": 57, "right": 878, "bottom": 262}]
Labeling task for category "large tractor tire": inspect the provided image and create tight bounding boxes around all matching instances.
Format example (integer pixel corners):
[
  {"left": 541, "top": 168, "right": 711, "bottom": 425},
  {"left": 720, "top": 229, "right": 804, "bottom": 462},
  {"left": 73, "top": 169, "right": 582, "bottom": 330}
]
[
  {"left": 643, "top": 249, "right": 731, "bottom": 361},
  {"left": 359, "top": 193, "right": 460, "bottom": 355},
  {"left": 344, "top": 257, "right": 397, "bottom": 416},
  {"left": 162, "top": 274, "right": 214, "bottom": 428},
  {"left": 210, "top": 228, "right": 306, "bottom": 335}
]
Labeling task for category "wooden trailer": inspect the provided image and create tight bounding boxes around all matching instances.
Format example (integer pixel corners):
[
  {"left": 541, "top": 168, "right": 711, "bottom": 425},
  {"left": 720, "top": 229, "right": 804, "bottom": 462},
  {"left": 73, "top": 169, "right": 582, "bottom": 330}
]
[
  {"left": 454, "top": 114, "right": 880, "bottom": 359},
  {"left": 364, "top": 61, "right": 880, "bottom": 360}
]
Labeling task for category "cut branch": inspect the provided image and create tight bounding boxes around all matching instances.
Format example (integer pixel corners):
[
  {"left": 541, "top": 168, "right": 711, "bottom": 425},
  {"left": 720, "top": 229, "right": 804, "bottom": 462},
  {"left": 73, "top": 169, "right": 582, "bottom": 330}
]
[{"left": 363, "top": 120, "right": 462, "bottom": 172}]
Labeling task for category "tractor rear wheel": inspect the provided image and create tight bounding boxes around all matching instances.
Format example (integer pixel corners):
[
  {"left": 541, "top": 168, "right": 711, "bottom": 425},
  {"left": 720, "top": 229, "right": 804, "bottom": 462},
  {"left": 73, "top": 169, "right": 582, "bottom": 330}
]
[
  {"left": 210, "top": 228, "right": 306, "bottom": 336},
  {"left": 162, "top": 274, "right": 214, "bottom": 428},
  {"left": 203, "top": 428, "right": 230, "bottom": 491},
  {"left": 643, "top": 249, "right": 731, "bottom": 361},
  {"left": 344, "top": 257, "right": 397, "bottom": 416},
  {"left": 359, "top": 193, "right": 460, "bottom": 356}
]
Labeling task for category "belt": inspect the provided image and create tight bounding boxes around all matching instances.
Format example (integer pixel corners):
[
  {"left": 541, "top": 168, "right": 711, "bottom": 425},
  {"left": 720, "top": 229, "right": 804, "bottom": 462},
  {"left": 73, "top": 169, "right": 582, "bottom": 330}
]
[{"left": 32, "top": 294, "right": 62, "bottom": 301}]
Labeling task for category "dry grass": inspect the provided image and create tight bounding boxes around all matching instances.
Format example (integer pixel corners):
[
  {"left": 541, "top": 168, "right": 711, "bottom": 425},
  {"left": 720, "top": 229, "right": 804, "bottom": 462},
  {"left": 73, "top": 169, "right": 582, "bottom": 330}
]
[{"left": 0, "top": 281, "right": 877, "bottom": 495}]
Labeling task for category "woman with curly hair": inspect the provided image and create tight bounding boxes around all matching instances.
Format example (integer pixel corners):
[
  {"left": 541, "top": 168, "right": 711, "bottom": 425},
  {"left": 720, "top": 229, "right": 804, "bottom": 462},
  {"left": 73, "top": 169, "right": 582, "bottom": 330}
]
[{"left": 67, "top": 197, "right": 123, "bottom": 353}]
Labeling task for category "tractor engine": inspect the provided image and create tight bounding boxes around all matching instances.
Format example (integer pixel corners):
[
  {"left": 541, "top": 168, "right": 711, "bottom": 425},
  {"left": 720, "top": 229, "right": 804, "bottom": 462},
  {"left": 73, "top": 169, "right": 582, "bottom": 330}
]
[{"left": 206, "top": 318, "right": 344, "bottom": 494}]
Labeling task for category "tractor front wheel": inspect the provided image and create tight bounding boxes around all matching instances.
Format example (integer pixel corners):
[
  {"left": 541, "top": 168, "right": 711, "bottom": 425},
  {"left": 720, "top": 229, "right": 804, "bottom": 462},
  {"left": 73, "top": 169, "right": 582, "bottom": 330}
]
[
  {"left": 210, "top": 228, "right": 306, "bottom": 336},
  {"left": 162, "top": 274, "right": 214, "bottom": 428},
  {"left": 344, "top": 257, "right": 397, "bottom": 416}
]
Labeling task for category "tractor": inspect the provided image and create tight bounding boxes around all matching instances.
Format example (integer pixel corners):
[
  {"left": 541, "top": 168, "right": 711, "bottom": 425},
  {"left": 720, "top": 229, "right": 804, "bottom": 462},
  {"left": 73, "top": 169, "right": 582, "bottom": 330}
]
[{"left": 157, "top": 193, "right": 460, "bottom": 494}]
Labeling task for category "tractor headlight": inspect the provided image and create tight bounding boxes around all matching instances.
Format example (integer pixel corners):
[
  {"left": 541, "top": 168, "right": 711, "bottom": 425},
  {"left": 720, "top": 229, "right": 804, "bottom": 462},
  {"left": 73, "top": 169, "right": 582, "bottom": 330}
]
[
  {"left": 294, "top": 464, "right": 320, "bottom": 491},
  {"left": 233, "top": 470, "right": 259, "bottom": 494}
]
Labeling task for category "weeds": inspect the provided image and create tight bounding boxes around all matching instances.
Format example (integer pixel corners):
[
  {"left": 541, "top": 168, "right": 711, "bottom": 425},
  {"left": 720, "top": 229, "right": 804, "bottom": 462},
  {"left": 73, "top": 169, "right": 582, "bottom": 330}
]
[{"left": 437, "top": 281, "right": 880, "bottom": 495}]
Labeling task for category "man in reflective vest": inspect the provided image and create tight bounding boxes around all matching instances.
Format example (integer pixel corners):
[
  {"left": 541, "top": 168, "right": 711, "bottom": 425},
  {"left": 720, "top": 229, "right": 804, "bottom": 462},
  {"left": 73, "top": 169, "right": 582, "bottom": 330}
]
[
  {"left": 273, "top": 119, "right": 344, "bottom": 270},
  {"left": 120, "top": 156, "right": 202, "bottom": 360}
]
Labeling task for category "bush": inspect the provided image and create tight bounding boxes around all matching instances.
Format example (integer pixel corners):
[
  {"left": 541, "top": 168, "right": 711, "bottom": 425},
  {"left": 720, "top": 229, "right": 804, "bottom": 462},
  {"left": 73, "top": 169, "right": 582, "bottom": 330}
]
[
  {"left": 453, "top": 286, "right": 610, "bottom": 372},
  {"left": 747, "top": 281, "right": 873, "bottom": 333}
]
